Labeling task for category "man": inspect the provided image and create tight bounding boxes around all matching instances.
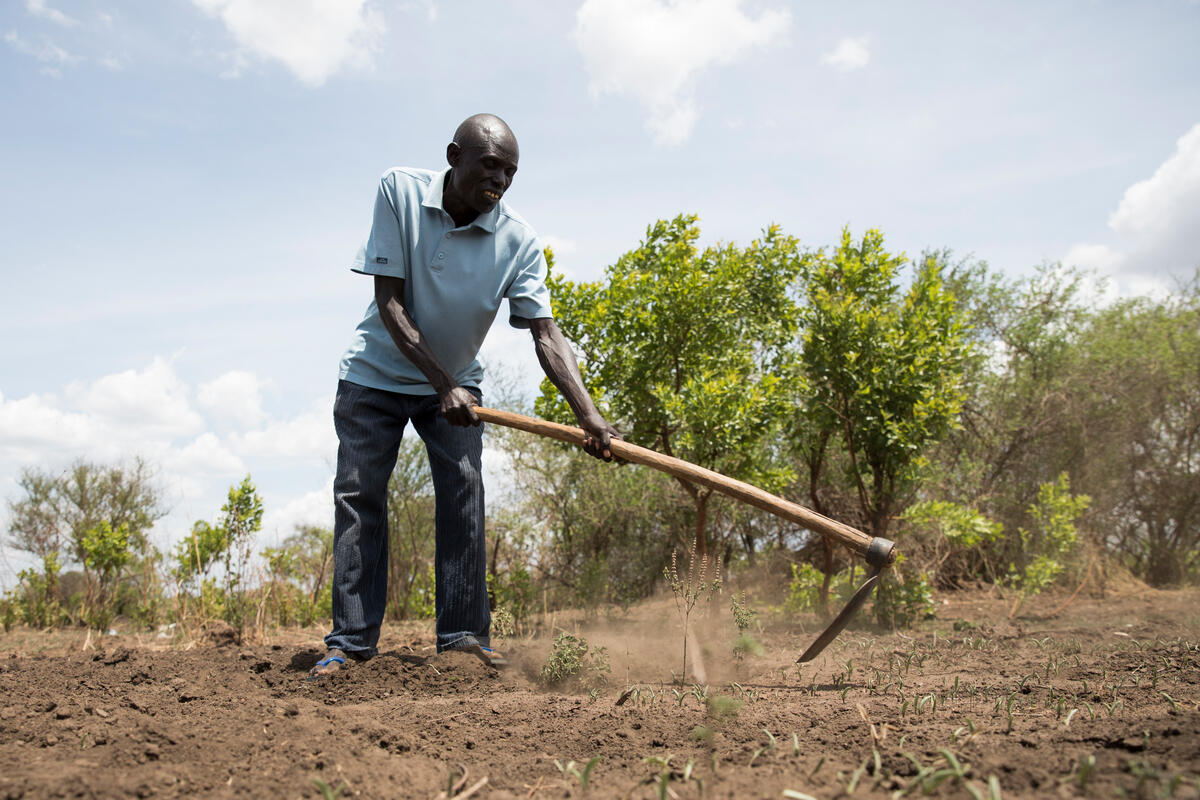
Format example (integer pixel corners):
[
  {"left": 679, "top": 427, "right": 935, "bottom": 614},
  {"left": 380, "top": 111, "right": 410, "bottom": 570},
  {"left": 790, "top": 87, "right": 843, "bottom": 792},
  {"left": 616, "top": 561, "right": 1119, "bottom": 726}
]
[{"left": 311, "top": 114, "right": 617, "bottom": 676}]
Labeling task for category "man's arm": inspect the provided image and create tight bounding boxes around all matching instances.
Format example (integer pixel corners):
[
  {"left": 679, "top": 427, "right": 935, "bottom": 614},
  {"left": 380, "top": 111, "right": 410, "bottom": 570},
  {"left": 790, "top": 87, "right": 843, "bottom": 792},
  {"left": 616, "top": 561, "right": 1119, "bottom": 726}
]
[
  {"left": 374, "top": 275, "right": 481, "bottom": 426},
  {"left": 529, "top": 317, "right": 619, "bottom": 461}
]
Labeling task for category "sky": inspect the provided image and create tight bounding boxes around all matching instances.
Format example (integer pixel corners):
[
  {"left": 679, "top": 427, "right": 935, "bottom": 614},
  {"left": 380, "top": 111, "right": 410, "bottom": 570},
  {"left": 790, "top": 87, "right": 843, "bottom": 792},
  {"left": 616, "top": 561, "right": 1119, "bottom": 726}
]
[{"left": 2, "top": 0, "right": 1199, "bottom": 585}]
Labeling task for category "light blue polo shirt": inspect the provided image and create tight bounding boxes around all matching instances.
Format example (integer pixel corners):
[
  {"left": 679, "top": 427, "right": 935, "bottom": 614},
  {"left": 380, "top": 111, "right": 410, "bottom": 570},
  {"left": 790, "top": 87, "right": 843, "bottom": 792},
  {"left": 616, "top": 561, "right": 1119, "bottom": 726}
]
[{"left": 339, "top": 167, "right": 553, "bottom": 395}]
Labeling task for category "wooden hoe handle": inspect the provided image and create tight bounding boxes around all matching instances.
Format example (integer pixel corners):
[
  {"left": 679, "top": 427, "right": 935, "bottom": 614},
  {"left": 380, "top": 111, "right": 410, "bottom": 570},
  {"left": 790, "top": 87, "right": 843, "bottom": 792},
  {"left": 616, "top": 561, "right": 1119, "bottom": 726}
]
[{"left": 473, "top": 407, "right": 895, "bottom": 566}]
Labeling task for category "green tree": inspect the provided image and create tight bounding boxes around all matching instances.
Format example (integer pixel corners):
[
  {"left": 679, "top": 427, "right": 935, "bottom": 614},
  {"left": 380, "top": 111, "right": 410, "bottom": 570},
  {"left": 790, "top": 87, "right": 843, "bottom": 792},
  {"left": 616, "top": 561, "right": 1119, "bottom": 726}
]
[
  {"left": 172, "top": 476, "right": 263, "bottom": 632},
  {"left": 932, "top": 262, "right": 1093, "bottom": 524},
  {"left": 538, "top": 216, "right": 807, "bottom": 558},
  {"left": 261, "top": 524, "right": 334, "bottom": 626},
  {"left": 797, "top": 230, "right": 971, "bottom": 614},
  {"left": 78, "top": 520, "right": 133, "bottom": 629},
  {"left": 1067, "top": 284, "right": 1200, "bottom": 584},
  {"left": 6, "top": 458, "right": 164, "bottom": 569}
]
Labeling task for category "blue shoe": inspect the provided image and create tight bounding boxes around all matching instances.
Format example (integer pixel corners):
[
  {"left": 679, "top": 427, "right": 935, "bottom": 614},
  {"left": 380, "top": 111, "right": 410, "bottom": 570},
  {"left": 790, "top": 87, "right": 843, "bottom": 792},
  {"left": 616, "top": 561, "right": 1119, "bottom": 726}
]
[{"left": 307, "top": 649, "right": 347, "bottom": 680}]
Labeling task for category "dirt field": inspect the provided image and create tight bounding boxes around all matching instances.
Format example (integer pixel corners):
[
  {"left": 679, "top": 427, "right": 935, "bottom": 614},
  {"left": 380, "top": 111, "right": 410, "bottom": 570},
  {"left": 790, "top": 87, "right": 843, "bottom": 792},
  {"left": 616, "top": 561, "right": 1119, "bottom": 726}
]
[{"left": 1, "top": 587, "right": 1197, "bottom": 799}]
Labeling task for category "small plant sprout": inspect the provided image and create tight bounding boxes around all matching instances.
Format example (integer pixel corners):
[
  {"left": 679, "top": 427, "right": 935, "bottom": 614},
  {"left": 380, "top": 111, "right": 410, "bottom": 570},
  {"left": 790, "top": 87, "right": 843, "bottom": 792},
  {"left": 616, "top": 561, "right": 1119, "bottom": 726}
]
[
  {"left": 553, "top": 757, "right": 600, "bottom": 793},
  {"left": 1075, "top": 754, "right": 1096, "bottom": 791},
  {"left": 663, "top": 544, "right": 722, "bottom": 682},
  {"left": 643, "top": 754, "right": 675, "bottom": 800},
  {"left": 311, "top": 778, "right": 348, "bottom": 800},
  {"left": 730, "top": 591, "right": 763, "bottom": 667}
]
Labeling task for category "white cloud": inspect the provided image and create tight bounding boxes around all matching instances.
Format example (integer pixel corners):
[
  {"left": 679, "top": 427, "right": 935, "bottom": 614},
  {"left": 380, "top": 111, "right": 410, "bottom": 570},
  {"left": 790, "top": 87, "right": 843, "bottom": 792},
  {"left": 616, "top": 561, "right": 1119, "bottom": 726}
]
[
  {"left": 1108, "top": 123, "right": 1200, "bottom": 249},
  {"left": 821, "top": 36, "right": 870, "bottom": 71},
  {"left": 70, "top": 357, "right": 205, "bottom": 438},
  {"left": 167, "top": 432, "right": 247, "bottom": 477},
  {"left": 4, "top": 29, "right": 78, "bottom": 73},
  {"left": 191, "top": 0, "right": 385, "bottom": 86},
  {"left": 0, "top": 390, "right": 99, "bottom": 464},
  {"left": 573, "top": 0, "right": 790, "bottom": 146},
  {"left": 260, "top": 477, "right": 334, "bottom": 543},
  {"left": 1065, "top": 122, "right": 1200, "bottom": 294},
  {"left": 198, "top": 370, "right": 268, "bottom": 429},
  {"left": 25, "top": 0, "right": 77, "bottom": 27},
  {"left": 230, "top": 405, "right": 336, "bottom": 462}
]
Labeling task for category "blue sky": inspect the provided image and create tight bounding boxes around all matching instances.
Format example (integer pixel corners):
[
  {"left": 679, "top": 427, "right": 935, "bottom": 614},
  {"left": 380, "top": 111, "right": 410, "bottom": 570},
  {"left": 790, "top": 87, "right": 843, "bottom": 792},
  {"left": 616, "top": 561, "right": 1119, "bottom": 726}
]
[{"left": 2, "top": 0, "right": 1198, "bottom": 583}]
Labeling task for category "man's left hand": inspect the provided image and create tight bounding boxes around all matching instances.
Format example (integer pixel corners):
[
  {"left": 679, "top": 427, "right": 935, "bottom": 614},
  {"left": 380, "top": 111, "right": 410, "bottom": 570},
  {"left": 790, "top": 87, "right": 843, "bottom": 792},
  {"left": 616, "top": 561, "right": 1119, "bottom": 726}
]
[{"left": 580, "top": 415, "right": 620, "bottom": 462}]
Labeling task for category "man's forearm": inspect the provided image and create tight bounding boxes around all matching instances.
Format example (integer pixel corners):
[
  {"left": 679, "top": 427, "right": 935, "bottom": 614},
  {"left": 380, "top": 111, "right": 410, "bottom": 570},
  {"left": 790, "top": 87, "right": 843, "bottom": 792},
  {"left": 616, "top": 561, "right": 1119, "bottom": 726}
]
[
  {"left": 530, "top": 318, "right": 604, "bottom": 426},
  {"left": 375, "top": 279, "right": 459, "bottom": 394}
]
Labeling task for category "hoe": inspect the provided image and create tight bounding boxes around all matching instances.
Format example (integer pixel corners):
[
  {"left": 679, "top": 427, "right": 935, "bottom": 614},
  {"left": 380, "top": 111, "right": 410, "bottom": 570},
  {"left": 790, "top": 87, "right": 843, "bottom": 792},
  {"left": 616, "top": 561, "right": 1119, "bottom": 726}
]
[{"left": 473, "top": 407, "right": 897, "bottom": 662}]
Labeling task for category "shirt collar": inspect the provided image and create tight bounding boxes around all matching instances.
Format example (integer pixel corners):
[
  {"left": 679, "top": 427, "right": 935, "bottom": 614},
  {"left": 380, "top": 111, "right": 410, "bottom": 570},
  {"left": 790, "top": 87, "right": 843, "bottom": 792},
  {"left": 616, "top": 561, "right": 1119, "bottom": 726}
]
[{"left": 423, "top": 167, "right": 500, "bottom": 234}]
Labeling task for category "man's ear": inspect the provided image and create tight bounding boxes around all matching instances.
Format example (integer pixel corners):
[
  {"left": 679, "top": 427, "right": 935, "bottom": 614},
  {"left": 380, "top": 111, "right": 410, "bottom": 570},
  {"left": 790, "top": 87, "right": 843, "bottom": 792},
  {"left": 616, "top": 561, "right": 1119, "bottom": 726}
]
[{"left": 446, "top": 141, "right": 461, "bottom": 167}]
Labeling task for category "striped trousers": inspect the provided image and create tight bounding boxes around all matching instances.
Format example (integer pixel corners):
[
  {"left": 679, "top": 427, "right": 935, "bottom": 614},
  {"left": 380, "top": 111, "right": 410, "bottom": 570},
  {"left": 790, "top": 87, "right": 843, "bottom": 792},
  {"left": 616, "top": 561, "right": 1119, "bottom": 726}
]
[{"left": 325, "top": 379, "right": 489, "bottom": 657}]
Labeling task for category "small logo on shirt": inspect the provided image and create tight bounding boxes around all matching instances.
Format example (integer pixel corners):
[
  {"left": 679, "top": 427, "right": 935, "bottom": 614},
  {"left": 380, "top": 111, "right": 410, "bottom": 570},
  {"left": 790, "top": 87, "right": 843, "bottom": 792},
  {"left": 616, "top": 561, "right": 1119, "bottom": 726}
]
[{"left": 375, "top": 257, "right": 388, "bottom": 264}]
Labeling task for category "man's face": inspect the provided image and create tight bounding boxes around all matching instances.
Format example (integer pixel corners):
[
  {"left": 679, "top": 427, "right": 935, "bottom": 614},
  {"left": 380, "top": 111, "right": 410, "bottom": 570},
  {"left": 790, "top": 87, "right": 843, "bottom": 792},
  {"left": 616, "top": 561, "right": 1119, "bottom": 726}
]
[{"left": 445, "top": 133, "right": 519, "bottom": 218}]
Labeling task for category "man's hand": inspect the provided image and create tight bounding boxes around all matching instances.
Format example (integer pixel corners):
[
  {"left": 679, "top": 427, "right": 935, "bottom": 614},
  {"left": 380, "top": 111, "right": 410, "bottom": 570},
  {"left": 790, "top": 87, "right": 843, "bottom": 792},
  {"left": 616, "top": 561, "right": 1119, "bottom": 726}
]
[
  {"left": 579, "top": 413, "right": 620, "bottom": 461},
  {"left": 440, "top": 386, "right": 481, "bottom": 427}
]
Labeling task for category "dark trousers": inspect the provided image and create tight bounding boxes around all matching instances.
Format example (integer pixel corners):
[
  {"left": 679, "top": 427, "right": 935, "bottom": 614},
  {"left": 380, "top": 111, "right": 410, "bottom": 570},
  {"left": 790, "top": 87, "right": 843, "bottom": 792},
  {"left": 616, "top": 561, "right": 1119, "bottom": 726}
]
[{"left": 325, "top": 379, "right": 489, "bottom": 656}]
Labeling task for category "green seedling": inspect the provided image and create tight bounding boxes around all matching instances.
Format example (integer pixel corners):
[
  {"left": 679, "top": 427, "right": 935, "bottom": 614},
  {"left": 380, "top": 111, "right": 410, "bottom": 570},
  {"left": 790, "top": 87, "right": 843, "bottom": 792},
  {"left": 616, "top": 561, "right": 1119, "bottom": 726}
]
[
  {"left": 845, "top": 756, "right": 869, "bottom": 794},
  {"left": 553, "top": 757, "right": 601, "bottom": 793},
  {"left": 1074, "top": 754, "right": 1096, "bottom": 790},
  {"left": 1161, "top": 691, "right": 1180, "bottom": 712},
  {"left": 643, "top": 754, "right": 675, "bottom": 800},
  {"left": 312, "top": 778, "right": 347, "bottom": 800}
]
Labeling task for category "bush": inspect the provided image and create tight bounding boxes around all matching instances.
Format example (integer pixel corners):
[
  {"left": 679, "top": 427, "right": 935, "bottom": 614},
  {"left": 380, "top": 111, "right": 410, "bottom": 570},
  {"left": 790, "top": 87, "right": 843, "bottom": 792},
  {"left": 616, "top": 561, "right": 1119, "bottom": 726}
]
[
  {"left": 873, "top": 566, "right": 936, "bottom": 628},
  {"left": 538, "top": 633, "right": 610, "bottom": 688}
]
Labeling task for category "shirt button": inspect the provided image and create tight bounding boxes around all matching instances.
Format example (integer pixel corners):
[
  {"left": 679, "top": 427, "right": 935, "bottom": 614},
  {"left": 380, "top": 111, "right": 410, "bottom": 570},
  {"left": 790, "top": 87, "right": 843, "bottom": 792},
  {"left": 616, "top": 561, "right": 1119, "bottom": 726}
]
[{"left": 438, "top": 252, "right": 445, "bottom": 259}]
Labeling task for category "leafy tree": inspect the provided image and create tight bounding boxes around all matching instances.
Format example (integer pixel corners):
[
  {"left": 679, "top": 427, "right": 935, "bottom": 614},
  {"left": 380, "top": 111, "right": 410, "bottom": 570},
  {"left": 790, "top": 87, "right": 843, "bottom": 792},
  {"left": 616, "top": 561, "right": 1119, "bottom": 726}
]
[
  {"left": 172, "top": 476, "right": 263, "bottom": 632},
  {"left": 6, "top": 457, "right": 164, "bottom": 566},
  {"left": 78, "top": 520, "right": 133, "bottom": 629},
  {"left": 932, "top": 262, "right": 1093, "bottom": 522},
  {"left": 796, "top": 230, "right": 971, "bottom": 613},
  {"left": 1067, "top": 285, "right": 1200, "bottom": 584},
  {"left": 261, "top": 525, "right": 334, "bottom": 626},
  {"left": 538, "top": 216, "right": 807, "bottom": 557}
]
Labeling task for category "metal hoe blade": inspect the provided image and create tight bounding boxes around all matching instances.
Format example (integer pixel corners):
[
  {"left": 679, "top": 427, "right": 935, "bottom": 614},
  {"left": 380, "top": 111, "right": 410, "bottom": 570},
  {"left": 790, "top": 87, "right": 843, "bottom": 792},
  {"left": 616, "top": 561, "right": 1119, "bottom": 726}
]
[{"left": 797, "top": 537, "right": 896, "bottom": 663}]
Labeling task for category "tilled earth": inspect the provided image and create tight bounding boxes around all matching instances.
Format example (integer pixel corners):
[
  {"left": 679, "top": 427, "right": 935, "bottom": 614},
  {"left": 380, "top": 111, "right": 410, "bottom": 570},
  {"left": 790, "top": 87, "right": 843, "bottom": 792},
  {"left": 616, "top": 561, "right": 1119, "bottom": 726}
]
[{"left": 1, "top": 589, "right": 1197, "bottom": 799}]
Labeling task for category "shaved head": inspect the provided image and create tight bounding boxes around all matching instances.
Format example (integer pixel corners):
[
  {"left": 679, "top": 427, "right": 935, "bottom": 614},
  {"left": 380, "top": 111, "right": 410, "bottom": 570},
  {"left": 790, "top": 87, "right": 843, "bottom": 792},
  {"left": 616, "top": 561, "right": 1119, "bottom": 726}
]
[{"left": 452, "top": 113, "right": 518, "bottom": 158}]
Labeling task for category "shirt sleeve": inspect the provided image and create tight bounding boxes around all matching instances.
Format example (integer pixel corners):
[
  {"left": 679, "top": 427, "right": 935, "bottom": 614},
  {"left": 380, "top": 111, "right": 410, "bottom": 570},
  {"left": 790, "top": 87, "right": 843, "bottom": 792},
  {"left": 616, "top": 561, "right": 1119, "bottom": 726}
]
[
  {"left": 350, "top": 172, "right": 408, "bottom": 279},
  {"left": 506, "top": 238, "right": 554, "bottom": 328}
]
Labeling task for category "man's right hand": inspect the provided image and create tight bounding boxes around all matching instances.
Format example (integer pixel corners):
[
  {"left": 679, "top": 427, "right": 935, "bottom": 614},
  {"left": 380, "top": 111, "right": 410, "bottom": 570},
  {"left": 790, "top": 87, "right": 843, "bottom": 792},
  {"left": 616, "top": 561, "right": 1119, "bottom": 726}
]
[{"left": 440, "top": 386, "right": 482, "bottom": 426}]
